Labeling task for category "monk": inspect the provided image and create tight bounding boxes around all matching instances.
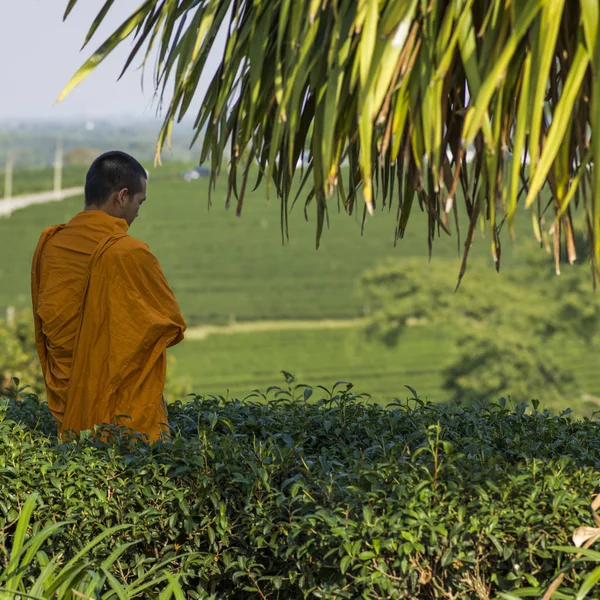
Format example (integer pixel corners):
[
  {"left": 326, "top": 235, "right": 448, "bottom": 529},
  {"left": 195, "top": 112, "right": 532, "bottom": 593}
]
[{"left": 31, "top": 151, "right": 186, "bottom": 442}]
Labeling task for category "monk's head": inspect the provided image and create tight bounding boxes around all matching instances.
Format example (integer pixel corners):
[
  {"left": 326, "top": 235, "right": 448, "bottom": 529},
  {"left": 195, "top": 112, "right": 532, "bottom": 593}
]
[{"left": 84, "top": 151, "right": 147, "bottom": 226}]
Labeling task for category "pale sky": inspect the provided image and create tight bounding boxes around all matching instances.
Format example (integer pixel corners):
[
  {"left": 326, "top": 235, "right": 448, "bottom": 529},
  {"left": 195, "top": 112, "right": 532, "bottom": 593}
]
[{"left": 0, "top": 1, "right": 224, "bottom": 120}]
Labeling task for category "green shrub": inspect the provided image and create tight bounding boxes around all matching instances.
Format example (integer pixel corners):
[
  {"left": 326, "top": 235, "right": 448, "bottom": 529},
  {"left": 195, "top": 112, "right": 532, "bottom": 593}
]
[
  {"left": 1, "top": 382, "right": 600, "bottom": 598},
  {"left": 0, "top": 311, "right": 43, "bottom": 397}
]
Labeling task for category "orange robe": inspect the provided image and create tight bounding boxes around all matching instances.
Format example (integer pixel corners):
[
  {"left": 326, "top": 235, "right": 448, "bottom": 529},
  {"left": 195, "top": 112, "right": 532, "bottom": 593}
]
[{"left": 31, "top": 210, "right": 186, "bottom": 442}]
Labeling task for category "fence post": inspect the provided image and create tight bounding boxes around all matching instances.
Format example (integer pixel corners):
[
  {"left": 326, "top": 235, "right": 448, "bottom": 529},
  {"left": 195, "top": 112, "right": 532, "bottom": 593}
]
[
  {"left": 3, "top": 156, "right": 13, "bottom": 200},
  {"left": 54, "top": 140, "right": 63, "bottom": 194}
]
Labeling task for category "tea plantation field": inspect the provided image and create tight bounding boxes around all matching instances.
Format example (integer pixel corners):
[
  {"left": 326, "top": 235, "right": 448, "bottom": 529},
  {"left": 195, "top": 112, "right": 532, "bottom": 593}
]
[
  {"left": 168, "top": 326, "right": 456, "bottom": 403},
  {"left": 0, "top": 162, "right": 536, "bottom": 324},
  {"left": 3, "top": 163, "right": 599, "bottom": 409},
  {"left": 166, "top": 324, "right": 600, "bottom": 412},
  {"left": 2, "top": 390, "right": 600, "bottom": 598}
]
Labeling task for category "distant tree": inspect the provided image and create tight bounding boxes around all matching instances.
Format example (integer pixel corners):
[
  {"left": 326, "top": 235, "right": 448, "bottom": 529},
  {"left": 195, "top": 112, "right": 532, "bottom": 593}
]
[
  {"left": 64, "top": 147, "right": 102, "bottom": 166},
  {"left": 361, "top": 256, "right": 598, "bottom": 406},
  {"left": 442, "top": 329, "right": 577, "bottom": 406}
]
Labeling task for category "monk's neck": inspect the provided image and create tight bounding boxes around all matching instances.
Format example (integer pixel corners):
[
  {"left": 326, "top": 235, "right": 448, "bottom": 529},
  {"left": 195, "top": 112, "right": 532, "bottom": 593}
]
[
  {"left": 85, "top": 205, "right": 120, "bottom": 219},
  {"left": 81, "top": 206, "right": 129, "bottom": 231}
]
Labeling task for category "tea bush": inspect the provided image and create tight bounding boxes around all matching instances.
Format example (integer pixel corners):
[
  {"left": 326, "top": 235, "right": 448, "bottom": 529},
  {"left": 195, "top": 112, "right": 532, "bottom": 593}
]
[
  {"left": 0, "top": 311, "right": 43, "bottom": 397},
  {"left": 2, "top": 383, "right": 600, "bottom": 598}
]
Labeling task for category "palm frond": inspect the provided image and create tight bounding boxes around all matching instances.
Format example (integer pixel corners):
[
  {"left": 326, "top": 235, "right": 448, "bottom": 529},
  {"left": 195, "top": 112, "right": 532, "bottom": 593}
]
[{"left": 60, "top": 0, "right": 600, "bottom": 276}]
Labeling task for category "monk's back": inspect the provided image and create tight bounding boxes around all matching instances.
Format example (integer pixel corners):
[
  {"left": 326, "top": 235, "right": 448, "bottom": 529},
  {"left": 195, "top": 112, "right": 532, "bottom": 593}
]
[{"left": 35, "top": 211, "right": 129, "bottom": 400}]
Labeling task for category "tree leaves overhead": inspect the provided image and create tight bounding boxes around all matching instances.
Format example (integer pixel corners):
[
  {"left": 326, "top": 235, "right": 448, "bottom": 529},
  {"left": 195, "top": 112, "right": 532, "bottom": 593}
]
[{"left": 61, "top": 0, "right": 600, "bottom": 276}]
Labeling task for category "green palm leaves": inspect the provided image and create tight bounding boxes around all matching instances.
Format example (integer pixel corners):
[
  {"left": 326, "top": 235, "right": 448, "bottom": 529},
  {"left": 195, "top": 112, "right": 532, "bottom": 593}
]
[
  {"left": 60, "top": 0, "right": 600, "bottom": 274},
  {"left": 0, "top": 494, "right": 188, "bottom": 599}
]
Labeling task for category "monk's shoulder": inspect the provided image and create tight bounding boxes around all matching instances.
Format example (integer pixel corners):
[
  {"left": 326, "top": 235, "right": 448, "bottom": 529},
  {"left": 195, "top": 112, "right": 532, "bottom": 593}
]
[
  {"left": 108, "top": 235, "right": 159, "bottom": 269},
  {"left": 113, "top": 235, "right": 151, "bottom": 254},
  {"left": 37, "top": 224, "right": 66, "bottom": 253},
  {"left": 41, "top": 224, "right": 62, "bottom": 236}
]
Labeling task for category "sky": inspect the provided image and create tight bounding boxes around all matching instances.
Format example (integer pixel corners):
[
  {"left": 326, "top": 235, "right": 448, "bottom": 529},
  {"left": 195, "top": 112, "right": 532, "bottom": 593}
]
[{"left": 0, "top": 1, "right": 224, "bottom": 121}]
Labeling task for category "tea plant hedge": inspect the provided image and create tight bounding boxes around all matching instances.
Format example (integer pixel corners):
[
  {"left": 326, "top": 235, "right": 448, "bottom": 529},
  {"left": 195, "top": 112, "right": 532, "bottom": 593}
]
[{"left": 2, "top": 383, "right": 600, "bottom": 598}]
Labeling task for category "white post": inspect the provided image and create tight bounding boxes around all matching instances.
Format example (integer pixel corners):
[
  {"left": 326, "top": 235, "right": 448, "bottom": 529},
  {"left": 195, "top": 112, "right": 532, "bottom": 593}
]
[
  {"left": 4, "top": 156, "right": 13, "bottom": 199},
  {"left": 6, "top": 306, "right": 15, "bottom": 327},
  {"left": 53, "top": 141, "right": 63, "bottom": 193}
]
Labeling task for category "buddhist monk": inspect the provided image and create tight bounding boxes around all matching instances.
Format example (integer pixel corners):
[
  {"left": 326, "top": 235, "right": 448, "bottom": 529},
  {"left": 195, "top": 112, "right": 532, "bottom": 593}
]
[{"left": 31, "top": 151, "right": 186, "bottom": 442}]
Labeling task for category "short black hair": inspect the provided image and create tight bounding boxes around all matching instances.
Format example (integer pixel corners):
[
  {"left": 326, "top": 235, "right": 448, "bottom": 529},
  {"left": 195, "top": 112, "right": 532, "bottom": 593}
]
[{"left": 84, "top": 151, "right": 147, "bottom": 207}]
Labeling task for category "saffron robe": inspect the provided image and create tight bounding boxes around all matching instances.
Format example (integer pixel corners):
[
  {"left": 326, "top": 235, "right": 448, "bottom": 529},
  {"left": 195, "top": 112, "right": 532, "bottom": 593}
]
[{"left": 31, "top": 210, "right": 186, "bottom": 442}]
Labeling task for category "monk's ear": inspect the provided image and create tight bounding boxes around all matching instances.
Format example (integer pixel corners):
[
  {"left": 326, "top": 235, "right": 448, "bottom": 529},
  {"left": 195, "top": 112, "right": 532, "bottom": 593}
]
[{"left": 116, "top": 188, "right": 129, "bottom": 205}]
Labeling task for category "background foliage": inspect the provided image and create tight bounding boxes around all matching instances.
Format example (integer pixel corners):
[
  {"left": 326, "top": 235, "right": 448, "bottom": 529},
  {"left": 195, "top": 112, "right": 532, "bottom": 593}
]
[
  {"left": 361, "top": 244, "right": 600, "bottom": 409},
  {"left": 0, "top": 311, "right": 43, "bottom": 398}
]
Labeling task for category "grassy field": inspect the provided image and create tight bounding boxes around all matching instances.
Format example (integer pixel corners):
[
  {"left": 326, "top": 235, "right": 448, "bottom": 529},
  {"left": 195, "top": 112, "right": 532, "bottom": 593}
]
[
  {"left": 167, "top": 325, "right": 456, "bottom": 403},
  {"left": 0, "top": 165, "right": 86, "bottom": 196},
  {"left": 2, "top": 162, "right": 598, "bottom": 409},
  {"left": 166, "top": 324, "right": 600, "bottom": 412},
  {"left": 0, "top": 162, "right": 541, "bottom": 322}
]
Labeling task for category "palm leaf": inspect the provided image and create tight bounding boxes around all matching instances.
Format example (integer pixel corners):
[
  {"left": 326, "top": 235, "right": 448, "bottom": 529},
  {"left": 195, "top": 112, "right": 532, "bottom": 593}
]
[{"left": 58, "top": 0, "right": 600, "bottom": 277}]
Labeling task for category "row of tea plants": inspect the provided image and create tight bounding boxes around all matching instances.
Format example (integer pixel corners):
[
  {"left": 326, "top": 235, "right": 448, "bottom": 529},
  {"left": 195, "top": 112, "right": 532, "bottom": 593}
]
[{"left": 2, "top": 379, "right": 600, "bottom": 598}]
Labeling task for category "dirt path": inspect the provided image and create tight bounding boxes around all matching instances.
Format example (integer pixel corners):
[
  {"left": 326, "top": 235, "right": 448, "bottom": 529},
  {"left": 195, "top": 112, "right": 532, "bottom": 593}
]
[
  {"left": 0, "top": 187, "right": 84, "bottom": 217},
  {"left": 185, "top": 317, "right": 368, "bottom": 340}
]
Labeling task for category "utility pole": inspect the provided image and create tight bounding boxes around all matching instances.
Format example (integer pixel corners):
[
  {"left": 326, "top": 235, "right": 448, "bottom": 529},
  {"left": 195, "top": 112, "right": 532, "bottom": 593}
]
[
  {"left": 53, "top": 140, "right": 63, "bottom": 193},
  {"left": 3, "top": 155, "right": 13, "bottom": 199}
]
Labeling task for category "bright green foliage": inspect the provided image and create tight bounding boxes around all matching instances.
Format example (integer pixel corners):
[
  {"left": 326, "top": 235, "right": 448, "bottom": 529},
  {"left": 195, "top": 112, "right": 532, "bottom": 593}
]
[
  {"left": 0, "top": 493, "right": 187, "bottom": 599},
  {"left": 2, "top": 383, "right": 600, "bottom": 598},
  {"left": 0, "top": 311, "right": 43, "bottom": 397},
  {"left": 59, "top": 0, "right": 600, "bottom": 277},
  {"left": 362, "top": 251, "right": 600, "bottom": 406}
]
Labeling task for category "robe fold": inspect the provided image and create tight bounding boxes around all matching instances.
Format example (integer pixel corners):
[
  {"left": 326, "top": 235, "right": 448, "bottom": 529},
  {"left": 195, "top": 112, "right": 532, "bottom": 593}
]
[{"left": 31, "top": 210, "right": 186, "bottom": 442}]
